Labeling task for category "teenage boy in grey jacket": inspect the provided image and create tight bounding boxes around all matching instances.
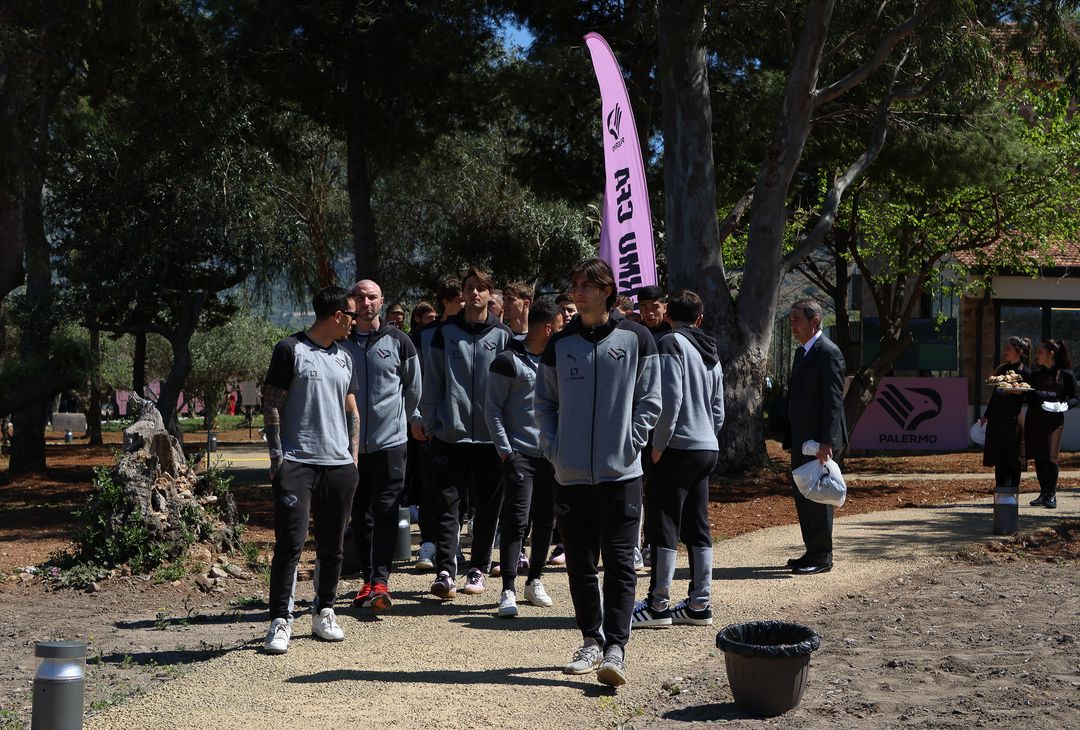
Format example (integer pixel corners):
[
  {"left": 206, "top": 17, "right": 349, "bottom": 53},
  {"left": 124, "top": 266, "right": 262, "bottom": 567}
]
[
  {"left": 340, "top": 279, "right": 422, "bottom": 611},
  {"left": 484, "top": 299, "right": 563, "bottom": 618},
  {"left": 535, "top": 258, "right": 661, "bottom": 688},
  {"left": 631, "top": 290, "right": 724, "bottom": 629},
  {"left": 419, "top": 266, "right": 513, "bottom": 599}
]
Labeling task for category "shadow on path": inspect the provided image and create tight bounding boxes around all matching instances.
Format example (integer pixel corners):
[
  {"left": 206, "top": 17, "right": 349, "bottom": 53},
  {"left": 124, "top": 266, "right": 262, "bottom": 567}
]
[
  {"left": 662, "top": 702, "right": 760, "bottom": 722},
  {"left": 285, "top": 665, "right": 610, "bottom": 694}
]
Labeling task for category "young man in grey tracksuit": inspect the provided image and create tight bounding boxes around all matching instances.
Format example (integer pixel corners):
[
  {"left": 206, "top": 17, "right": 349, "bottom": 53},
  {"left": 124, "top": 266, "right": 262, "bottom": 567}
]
[
  {"left": 484, "top": 299, "right": 563, "bottom": 618},
  {"left": 419, "top": 267, "right": 513, "bottom": 599},
  {"left": 631, "top": 289, "right": 724, "bottom": 629},
  {"left": 535, "top": 258, "right": 661, "bottom": 688},
  {"left": 340, "top": 279, "right": 422, "bottom": 611}
]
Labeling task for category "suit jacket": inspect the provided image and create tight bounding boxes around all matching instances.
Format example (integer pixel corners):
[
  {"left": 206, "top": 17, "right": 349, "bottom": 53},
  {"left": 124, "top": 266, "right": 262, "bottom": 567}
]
[{"left": 784, "top": 333, "right": 847, "bottom": 459}]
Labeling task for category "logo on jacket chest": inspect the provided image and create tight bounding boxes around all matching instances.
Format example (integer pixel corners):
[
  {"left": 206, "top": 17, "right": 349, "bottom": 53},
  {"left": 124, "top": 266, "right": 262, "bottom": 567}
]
[
  {"left": 482, "top": 341, "right": 498, "bottom": 352},
  {"left": 375, "top": 348, "right": 393, "bottom": 360},
  {"left": 607, "top": 348, "right": 627, "bottom": 362}
]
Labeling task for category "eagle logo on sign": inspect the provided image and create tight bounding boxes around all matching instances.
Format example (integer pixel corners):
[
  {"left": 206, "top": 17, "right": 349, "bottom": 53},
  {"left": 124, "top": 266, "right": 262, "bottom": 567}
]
[{"left": 607, "top": 103, "right": 622, "bottom": 140}]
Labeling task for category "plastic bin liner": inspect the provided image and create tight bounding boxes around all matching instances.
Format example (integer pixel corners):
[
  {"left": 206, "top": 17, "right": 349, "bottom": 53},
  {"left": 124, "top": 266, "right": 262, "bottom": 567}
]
[{"left": 716, "top": 621, "right": 821, "bottom": 659}]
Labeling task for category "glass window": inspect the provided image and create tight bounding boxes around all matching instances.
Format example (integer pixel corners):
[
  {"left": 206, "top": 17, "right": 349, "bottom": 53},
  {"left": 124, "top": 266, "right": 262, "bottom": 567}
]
[
  {"left": 998, "top": 305, "right": 1042, "bottom": 364},
  {"left": 1050, "top": 307, "right": 1080, "bottom": 377}
]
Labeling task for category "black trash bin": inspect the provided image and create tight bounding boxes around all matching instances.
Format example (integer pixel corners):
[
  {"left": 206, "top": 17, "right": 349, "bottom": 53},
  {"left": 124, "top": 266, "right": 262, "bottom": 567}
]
[{"left": 716, "top": 621, "right": 821, "bottom": 717}]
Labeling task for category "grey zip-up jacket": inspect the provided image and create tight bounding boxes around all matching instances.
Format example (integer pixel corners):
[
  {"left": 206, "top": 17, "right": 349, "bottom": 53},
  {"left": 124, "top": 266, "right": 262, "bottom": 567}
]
[
  {"left": 653, "top": 326, "right": 725, "bottom": 452},
  {"left": 484, "top": 338, "right": 543, "bottom": 458},
  {"left": 421, "top": 311, "right": 512, "bottom": 444},
  {"left": 535, "top": 316, "right": 661, "bottom": 485},
  {"left": 340, "top": 323, "right": 422, "bottom": 454}
]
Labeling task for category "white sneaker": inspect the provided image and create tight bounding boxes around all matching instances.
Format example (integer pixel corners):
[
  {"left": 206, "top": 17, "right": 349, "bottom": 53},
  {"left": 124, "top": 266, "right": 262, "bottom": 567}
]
[
  {"left": 524, "top": 579, "right": 553, "bottom": 607},
  {"left": 312, "top": 608, "right": 345, "bottom": 642},
  {"left": 633, "top": 547, "right": 645, "bottom": 571},
  {"left": 415, "top": 542, "right": 435, "bottom": 572},
  {"left": 263, "top": 618, "right": 291, "bottom": 654},
  {"left": 497, "top": 589, "right": 518, "bottom": 617}
]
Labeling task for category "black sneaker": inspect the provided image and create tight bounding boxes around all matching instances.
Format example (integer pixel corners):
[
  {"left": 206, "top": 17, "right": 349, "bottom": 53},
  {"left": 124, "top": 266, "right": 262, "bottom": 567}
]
[
  {"left": 670, "top": 599, "right": 713, "bottom": 626},
  {"left": 630, "top": 599, "right": 672, "bottom": 628},
  {"left": 1044, "top": 494, "right": 1057, "bottom": 509},
  {"left": 1030, "top": 493, "right": 1048, "bottom": 506}
]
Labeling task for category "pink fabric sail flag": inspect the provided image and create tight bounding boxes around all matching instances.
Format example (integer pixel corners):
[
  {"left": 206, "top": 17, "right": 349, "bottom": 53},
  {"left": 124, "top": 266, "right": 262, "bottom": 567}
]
[{"left": 583, "top": 32, "right": 657, "bottom": 297}]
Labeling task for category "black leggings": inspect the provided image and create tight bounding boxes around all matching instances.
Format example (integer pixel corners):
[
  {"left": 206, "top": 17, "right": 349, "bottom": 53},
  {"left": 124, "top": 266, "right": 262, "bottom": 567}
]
[{"left": 1035, "top": 459, "right": 1059, "bottom": 495}]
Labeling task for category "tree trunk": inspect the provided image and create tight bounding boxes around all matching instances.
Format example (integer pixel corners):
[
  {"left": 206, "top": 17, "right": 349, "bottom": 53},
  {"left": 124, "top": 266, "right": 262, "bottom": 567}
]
[
  {"left": 717, "top": 345, "right": 770, "bottom": 471},
  {"left": 0, "top": 189, "right": 23, "bottom": 303},
  {"left": 843, "top": 330, "right": 915, "bottom": 433},
  {"left": 87, "top": 327, "right": 103, "bottom": 446},
  {"left": 658, "top": 0, "right": 725, "bottom": 300},
  {"left": 8, "top": 171, "right": 51, "bottom": 475},
  {"left": 345, "top": 51, "right": 378, "bottom": 283},
  {"left": 133, "top": 331, "right": 146, "bottom": 397},
  {"left": 156, "top": 294, "right": 205, "bottom": 443}
]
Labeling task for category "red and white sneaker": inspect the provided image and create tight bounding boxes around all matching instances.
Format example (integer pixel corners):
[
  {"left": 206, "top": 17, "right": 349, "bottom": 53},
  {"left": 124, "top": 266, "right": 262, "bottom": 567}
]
[
  {"left": 368, "top": 582, "right": 393, "bottom": 611},
  {"left": 351, "top": 582, "right": 372, "bottom": 608}
]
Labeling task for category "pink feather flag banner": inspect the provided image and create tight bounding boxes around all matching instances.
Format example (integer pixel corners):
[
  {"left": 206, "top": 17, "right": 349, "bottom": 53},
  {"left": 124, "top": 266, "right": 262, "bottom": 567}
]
[{"left": 583, "top": 32, "right": 658, "bottom": 297}]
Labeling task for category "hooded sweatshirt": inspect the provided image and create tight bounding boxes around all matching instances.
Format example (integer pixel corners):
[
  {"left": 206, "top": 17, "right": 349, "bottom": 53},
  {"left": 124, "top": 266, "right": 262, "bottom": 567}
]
[
  {"left": 653, "top": 326, "right": 725, "bottom": 452},
  {"left": 484, "top": 338, "right": 543, "bottom": 458},
  {"left": 421, "top": 311, "right": 512, "bottom": 444},
  {"left": 534, "top": 316, "right": 661, "bottom": 485},
  {"left": 339, "top": 322, "right": 422, "bottom": 454}
]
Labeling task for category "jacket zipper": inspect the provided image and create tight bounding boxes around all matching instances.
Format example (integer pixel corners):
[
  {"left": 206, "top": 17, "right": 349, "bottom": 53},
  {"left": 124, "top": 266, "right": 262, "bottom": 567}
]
[
  {"left": 362, "top": 333, "right": 370, "bottom": 453},
  {"left": 590, "top": 337, "right": 598, "bottom": 484},
  {"left": 471, "top": 333, "right": 477, "bottom": 440}
]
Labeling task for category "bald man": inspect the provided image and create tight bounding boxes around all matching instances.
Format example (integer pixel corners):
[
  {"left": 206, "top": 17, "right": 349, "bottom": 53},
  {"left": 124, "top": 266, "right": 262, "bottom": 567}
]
[{"left": 340, "top": 279, "right": 423, "bottom": 610}]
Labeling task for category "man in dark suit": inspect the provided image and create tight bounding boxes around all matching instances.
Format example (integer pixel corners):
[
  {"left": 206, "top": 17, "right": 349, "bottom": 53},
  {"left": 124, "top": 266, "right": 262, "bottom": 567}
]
[{"left": 784, "top": 299, "right": 846, "bottom": 575}]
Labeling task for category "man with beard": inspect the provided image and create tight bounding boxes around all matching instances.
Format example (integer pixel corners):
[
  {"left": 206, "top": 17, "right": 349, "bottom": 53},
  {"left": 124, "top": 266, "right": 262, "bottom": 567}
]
[{"left": 342, "top": 279, "right": 422, "bottom": 611}]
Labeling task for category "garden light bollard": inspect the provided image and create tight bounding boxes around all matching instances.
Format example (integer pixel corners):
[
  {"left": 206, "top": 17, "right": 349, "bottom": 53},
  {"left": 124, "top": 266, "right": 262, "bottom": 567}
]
[
  {"left": 64, "top": 430, "right": 73, "bottom": 444},
  {"left": 395, "top": 506, "right": 412, "bottom": 562},
  {"left": 993, "top": 484, "right": 1019, "bottom": 536},
  {"left": 206, "top": 431, "right": 218, "bottom": 469},
  {"left": 32, "top": 640, "right": 86, "bottom": 730}
]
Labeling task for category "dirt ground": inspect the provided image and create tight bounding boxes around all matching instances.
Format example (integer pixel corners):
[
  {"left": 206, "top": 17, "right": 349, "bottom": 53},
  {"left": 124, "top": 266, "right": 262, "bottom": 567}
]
[
  {"left": 1, "top": 434, "right": 1077, "bottom": 728},
  {"left": 638, "top": 522, "right": 1080, "bottom": 729}
]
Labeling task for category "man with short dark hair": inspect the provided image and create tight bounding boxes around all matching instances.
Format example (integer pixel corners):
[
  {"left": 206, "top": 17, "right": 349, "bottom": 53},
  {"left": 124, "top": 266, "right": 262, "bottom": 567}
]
[
  {"left": 636, "top": 285, "right": 670, "bottom": 339},
  {"left": 262, "top": 286, "right": 360, "bottom": 654},
  {"left": 485, "top": 298, "right": 563, "bottom": 618},
  {"left": 419, "top": 266, "right": 513, "bottom": 598},
  {"left": 555, "top": 293, "right": 577, "bottom": 324},
  {"left": 632, "top": 290, "right": 724, "bottom": 629},
  {"left": 385, "top": 303, "right": 406, "bottom": 329},
  {"left": 341, "top": 279, "right": 422, "bottom": 611},
  {"left": 412, "top": 277, "right": 463, "bottom": 571},
  {"left": 503, "top": 281, "right": 534, "bottom": 338},
  {"left": 784, "top": 298, "right": 846, "bottom": 575},
  {"left": 536, "top": 257, "right": 661, "bottom": 687}
]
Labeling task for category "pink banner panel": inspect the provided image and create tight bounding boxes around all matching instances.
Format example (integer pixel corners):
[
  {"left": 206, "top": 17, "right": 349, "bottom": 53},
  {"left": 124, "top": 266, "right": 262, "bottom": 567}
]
[
  {"left": 849, "top": 377, "right": 970, "bottom": 451},
  {"left": 584, "top": 32, "right": 657, "bottom": 297}
]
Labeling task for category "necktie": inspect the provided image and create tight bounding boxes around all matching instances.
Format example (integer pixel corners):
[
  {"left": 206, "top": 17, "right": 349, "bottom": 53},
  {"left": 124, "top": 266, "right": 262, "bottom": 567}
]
[{"left": 793, "top": 346, "right": 806, "bottom": 369}]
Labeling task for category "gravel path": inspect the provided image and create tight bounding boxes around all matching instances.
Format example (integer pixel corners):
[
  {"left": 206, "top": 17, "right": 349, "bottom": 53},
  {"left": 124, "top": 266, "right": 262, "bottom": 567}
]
[{"left": 87, "top": 489, "right": 1078, "bottom": 729}]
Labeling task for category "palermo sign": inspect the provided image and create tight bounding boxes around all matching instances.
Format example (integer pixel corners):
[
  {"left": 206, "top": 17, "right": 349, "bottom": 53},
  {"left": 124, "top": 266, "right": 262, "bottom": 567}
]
[{"left": 849, "top": 377, "right": 969, "bottom": 451}]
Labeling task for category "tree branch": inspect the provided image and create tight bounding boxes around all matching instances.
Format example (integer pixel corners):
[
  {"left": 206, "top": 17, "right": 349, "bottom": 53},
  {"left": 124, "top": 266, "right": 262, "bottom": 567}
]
[
  {"left": 814, "top": 0, "right": 938, "bottom": 109},
  {"left": 783, "top": 58, "right": 953, "bottom": 273},
  {"left": 718, "top": 187, "right": 754, "bottom": 244}
]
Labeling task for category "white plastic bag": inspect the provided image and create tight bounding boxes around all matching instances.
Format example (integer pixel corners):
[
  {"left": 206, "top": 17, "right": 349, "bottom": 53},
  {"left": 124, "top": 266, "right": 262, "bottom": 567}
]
[
  {"left": 792, "top": 457, "right": 847, "bottom": 507},
  {"left": 969, "top": 421, "right": 986, "bottom": 446}
]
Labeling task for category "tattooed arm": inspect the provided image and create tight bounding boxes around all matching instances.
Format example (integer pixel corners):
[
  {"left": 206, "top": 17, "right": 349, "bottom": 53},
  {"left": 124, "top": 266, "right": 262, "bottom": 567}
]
[
  {"left": 263, "top": 384, "right": 288, "bottom": 480},
  {"left": 346, "top": 393, "right": 360, "bottom": 465}
]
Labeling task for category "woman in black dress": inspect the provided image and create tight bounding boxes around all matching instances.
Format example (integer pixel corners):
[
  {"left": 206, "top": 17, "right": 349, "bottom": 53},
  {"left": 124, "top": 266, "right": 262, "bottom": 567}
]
[
  {"left": 980, "top": 336, "right": 1030, "bottom": 490},
  {"left": 1025, "top": 339, "right": 1079, "bottom": 509}
]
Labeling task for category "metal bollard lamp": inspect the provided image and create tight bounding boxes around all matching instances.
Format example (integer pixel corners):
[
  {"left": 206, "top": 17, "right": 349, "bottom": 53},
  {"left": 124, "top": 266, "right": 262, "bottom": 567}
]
[
  {"left": 394, "top": 506, "right": 412, "bottom": 562},
  {"left": 32, "top": 640, "right": 86, "bottom": 729},
  {"left": 993, "top": 485, "right": 1019, "bottom": 536},
  {"left": 64, "top": 431, "right": 73, "bottom": 444}
]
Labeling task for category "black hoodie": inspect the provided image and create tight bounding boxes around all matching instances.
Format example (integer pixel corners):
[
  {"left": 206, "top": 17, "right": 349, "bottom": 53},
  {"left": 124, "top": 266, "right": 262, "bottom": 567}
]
[{"left": 653, "top": 325, "right": 725, "bottom": 451}]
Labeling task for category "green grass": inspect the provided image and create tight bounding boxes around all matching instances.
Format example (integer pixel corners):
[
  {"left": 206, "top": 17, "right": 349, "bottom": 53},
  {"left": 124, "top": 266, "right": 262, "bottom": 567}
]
[
  {"left": 101, "top": 414, "right": 263, "bottom": 433},
  {"left": 0, "top": 708, "right": 24, "bottom": 730}
]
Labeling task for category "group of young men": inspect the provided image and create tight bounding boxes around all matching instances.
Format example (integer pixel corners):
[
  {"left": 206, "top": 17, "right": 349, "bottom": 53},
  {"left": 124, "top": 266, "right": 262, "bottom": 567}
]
[{"left": 256, "top": 256, "right": 837, "bottom": 689}]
